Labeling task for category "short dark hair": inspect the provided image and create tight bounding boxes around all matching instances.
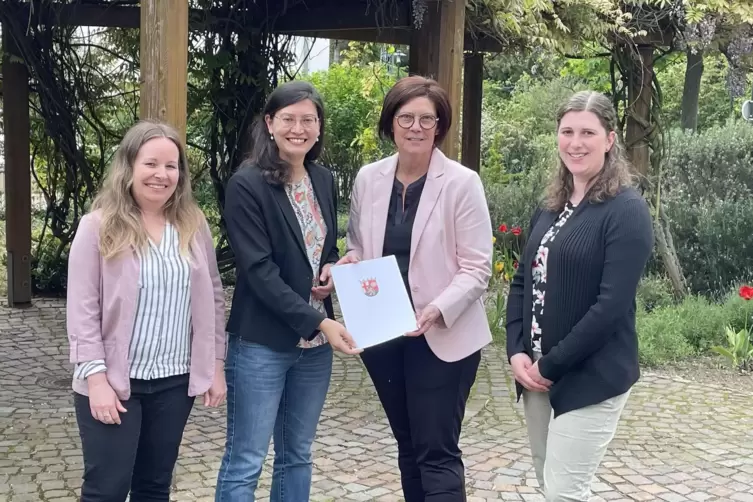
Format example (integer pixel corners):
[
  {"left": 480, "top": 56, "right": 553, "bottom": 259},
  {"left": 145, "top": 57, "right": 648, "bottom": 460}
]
[
  {"left": 378, "top": 76, "right": 452, "bottom": 146},
  {"left": 249, "top": 80, "right": 326, "bottom": 185}
]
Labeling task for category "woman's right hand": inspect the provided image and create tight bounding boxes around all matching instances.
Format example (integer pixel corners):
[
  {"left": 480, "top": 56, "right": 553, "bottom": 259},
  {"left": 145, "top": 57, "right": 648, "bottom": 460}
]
[
  {"left": 335, "top": 254, "right": 360, "bottom": 266},
  {"left": 87, "top": 373, "right": 127, "bottom": 425},
  {"left": 319, "top": 318, "right": 362, "bottom": 355},
  {"left": 510, "top": 353, "right": 550, "bottom": 392}
]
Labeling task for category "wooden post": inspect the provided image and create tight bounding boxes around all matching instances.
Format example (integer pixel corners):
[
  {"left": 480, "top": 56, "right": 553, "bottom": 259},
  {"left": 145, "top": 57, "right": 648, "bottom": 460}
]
[
  {"left": 140, "top": 0, "right": 189, "bottom": 141},
  {"left": 461, "top": 52, "right": 483, "bottom": 171},
  {"left": 2, "top": 26, "right": 32, "bottom": 307},
  {"left": 409, "top": 0, "right": 466, "bottom": 160},
  {"left": 625, "top": 45, "right": 654, "bottom": 177}
]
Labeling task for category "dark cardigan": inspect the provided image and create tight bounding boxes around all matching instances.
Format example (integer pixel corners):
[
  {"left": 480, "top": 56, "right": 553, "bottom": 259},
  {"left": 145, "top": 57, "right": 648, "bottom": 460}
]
[{"left": 506, "top": 187, "right": 654, "bottom": 417}]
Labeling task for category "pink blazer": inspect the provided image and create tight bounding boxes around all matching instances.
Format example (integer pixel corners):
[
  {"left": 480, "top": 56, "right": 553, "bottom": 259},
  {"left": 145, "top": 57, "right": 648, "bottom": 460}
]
[
  {"left": 346, "top": 148, "right": 493, "bottom": 361},
  {"left": 66, "top": 210, "right": 226, "bottom": 400}
]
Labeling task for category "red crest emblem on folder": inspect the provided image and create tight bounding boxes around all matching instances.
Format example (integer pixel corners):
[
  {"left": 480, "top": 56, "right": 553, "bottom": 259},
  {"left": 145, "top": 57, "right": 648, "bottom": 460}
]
[{"left": 360, "top": 278, "right": 379, "bottom": 297}]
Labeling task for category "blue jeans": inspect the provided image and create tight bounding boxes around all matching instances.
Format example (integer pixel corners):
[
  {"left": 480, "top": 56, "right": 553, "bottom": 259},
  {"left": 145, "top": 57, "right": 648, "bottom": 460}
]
[{"left": 215, "top": 336, "right": 333, "bottom": 502}]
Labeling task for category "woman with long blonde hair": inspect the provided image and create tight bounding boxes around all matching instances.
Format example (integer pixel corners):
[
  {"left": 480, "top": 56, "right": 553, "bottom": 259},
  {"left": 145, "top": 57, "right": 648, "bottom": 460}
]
[
  {"left": 506, "top": 91, "right": 653, "bottom": 501},
  {"left": 67, "top": 120, "right": 227, "bottom": 502}
]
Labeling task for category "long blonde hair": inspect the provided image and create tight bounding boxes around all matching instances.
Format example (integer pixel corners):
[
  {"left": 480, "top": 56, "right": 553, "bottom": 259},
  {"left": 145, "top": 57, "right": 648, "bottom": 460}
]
[
  {"left": 91, "top": 120, "right": 204, "bottom": 259},
  {"left": 544, "top": 91, "right": 636, "bottom": 211}
]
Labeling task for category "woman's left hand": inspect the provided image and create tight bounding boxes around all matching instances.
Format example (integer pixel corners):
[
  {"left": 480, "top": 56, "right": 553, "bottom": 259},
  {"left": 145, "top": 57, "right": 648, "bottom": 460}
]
[
  {"left": 526, "top": 361, "right": 553, "bottom": 388},
  {"left": 204, "top": 363, "right": 227, "bottom": 408},
  {"left": 311, "top": 264, "right": 335, "bottom": 300},
  {"left": 405, "top": 305, "right": 443, "bottom": 337}
]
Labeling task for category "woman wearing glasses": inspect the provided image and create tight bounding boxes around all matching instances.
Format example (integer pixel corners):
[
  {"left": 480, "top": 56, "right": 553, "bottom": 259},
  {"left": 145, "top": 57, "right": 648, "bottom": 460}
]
[
  {"left": 215, "top": 81, "right": 360, "bottom": 502},
  {"left": 338, "top": 76, "right": 493, "bottom": 501}
]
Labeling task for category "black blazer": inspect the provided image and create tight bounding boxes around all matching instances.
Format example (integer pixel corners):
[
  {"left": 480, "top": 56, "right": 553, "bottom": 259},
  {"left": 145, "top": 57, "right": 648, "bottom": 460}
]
[
  {"left": 506, "top": 187, "right": 653, "bottom": 417},
  {"left": 223, "top": 160, "right": 340, "bottom": 351}
]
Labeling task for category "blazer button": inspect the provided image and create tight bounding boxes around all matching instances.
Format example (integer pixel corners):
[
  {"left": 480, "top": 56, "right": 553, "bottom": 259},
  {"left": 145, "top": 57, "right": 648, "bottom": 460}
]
[{"left": 412, "top": 286, "right": 419, "bottom": 291}]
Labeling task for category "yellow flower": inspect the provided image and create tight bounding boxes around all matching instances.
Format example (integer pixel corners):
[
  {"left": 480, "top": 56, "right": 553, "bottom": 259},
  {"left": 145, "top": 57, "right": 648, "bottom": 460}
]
[
  {"left": 504, "top": 273, "right": 512, "bottom": 282},
  {"left": 495, "top": 262, "right": 504, "bottom": 273},
  {"left": 492, "top": 236, "right": 496, "bottom": 244}
]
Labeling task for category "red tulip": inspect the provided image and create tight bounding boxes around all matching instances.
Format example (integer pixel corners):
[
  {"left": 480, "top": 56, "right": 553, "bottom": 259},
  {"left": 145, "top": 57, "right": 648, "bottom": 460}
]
[
  {"left": 740, "top": 285, "right": 753, "bottom": 301},
  {"left": 511, "top": 226, "right": 522, "bottom": 236},
  {"left": 498, "top": 224, "right": 508, "bottom": 233}
]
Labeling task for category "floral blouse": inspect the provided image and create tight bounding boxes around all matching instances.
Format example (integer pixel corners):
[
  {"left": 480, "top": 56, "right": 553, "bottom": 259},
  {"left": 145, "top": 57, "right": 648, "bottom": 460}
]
[
  {"left": 285, "top": 174, "right": 328, "bottom": 348},
  {"left": 531, "top": 202, "right": 575, "bottom": 353}
]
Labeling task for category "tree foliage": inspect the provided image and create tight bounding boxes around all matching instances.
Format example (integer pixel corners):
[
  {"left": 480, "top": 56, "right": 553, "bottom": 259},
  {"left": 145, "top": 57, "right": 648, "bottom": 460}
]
[{"left": 303, "top": 63, "right": 396, "bottom": 203}]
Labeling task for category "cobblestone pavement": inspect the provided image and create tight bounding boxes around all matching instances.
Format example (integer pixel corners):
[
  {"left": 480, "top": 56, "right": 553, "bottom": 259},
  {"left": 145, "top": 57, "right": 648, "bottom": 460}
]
[{"left": 2, "top": 298, "right": 753, "bottom": 502}]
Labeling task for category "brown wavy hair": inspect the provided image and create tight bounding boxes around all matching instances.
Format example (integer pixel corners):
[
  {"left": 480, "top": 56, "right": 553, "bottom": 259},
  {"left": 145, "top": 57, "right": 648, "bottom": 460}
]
[
  {"left": 91, "top": 120, "right": 204, "bottom": 259},
  {"left": 544, "top": 91, "right": 637, "bottom": 211}
]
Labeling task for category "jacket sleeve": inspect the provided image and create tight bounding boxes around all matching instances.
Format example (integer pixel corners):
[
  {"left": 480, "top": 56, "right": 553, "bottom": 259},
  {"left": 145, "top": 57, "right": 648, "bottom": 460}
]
[
  {"left": 201, "top": 218, "right": 227, "bottom": 360},
  {"left": 67, "top": 213, "right": 106, "bottom": 365},
  {"left": 538, "top": 196, "right": 654, "bottom": 381},
  {"left": 224, "top": 172, "right": 326, "bottom": 339},
  {"left": 506, "top": 207, "right": 542, "bottom": 361},
  {"left": 323, "top": 169, "right": 340, "bottom": 266},
  {"left": 429, "top": 172, "right": 493, "bottom": 329},
  {"left": 345, "top": 170, "right": 365, "bottom": 261}
]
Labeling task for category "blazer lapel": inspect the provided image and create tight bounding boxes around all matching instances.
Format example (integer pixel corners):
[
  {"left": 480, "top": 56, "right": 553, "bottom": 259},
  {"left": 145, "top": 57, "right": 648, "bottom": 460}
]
[
  {"left": 371, "top": 155, "right": 398, "bottom": 259},
  {"left": 272, "top": 185, "right": 308, "bottom": 260},
  {"left": 410, "top": 149, "right": 446, "bottom": 264}
]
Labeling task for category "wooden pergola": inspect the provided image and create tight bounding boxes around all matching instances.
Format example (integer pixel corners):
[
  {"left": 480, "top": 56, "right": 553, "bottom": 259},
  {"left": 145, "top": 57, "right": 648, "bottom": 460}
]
[{"left": 2, "top": 0, "right": 501, "bottom": 307}]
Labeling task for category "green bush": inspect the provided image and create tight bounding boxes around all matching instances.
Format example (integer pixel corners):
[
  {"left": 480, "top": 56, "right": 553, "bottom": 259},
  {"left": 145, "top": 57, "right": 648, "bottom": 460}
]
[
  {"left": 670, "top": 197, "right": 753, "bottom": 297},
  {"left": 337, "top": 212, "right": 348, "bottom": 239},
  {"left": 484, "top": 155, "right": 550, "bottom": 231},
  {"left": 636, "top": 275, "right": 675, "bottom": 312},
  {"left": 663, "top": 122, "right": 753, "bottom": 202},
  {"left": 480, "top": 77, "right": 585, "bottom": 183},
  {"left": 661, "top": 122, "right": 753, "bottom": 297},
  {"left": 637, "top": 307, "right": 696, "bottom": 366},
  {"left": 304, "top": 63, "right": 395, "bottom": 203},
  {"left": 636, "top": 288, "right": 753, "bottom": 366}
]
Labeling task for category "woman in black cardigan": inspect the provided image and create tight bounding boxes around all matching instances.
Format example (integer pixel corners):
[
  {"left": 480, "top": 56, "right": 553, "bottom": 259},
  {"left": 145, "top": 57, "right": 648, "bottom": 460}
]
[{"left": 506, "top": 91, "right": 653, "bottom": 501}]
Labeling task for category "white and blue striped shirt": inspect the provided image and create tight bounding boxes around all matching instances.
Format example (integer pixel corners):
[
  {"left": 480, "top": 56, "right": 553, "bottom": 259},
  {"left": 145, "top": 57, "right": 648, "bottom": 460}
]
[{"left": 74, "top": 223, "right": 192, "bottom": 381}]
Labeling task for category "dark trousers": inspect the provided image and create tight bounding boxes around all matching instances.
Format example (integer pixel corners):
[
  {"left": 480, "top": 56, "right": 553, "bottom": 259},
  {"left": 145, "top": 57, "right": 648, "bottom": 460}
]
[
  {"left": 361, "top": 335, "right": 481, "bottom": 502},
  {"left": 74, "top": 374, "right": 195, "bottom": 502}
]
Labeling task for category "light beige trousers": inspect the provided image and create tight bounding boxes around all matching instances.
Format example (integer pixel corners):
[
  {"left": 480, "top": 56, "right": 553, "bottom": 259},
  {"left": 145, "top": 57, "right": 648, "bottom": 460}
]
[{"left": 522, "top": 386, "right": 630, "bottom": 502}]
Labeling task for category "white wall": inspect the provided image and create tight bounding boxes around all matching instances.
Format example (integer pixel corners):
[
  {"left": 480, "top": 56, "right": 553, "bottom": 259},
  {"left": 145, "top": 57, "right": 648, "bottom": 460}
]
[{"left": 292, "top": 37, "right": 331, "bottom": 75}]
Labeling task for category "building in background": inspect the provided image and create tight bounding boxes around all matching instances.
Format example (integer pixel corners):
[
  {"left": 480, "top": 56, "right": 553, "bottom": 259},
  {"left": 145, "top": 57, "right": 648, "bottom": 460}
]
[{"left": 292, "top": 37, "right": 331, "bottom": 74}]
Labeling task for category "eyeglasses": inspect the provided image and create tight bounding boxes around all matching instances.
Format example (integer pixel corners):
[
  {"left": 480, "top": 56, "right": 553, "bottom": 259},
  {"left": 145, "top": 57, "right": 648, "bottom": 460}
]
[
  {"left": 273, "top": 114, "right": 319, "bottom": 130},
  {"left": 396, "top": 113, "right": 439, "bottom": 130}
]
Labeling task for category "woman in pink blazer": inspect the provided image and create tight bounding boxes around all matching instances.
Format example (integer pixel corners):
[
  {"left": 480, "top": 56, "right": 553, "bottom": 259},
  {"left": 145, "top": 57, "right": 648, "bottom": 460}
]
[
  {"left": 66, "top": 121, "right": 227, "bottom": 502},
  {"left": 340, "top": 76, "right": 493, "bottom": 501}
]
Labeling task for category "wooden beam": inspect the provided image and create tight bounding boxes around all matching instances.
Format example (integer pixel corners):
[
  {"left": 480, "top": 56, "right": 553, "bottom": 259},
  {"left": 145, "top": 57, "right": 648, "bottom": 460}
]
[
  {"left": 2, "top": 25, "right": 32, "bottom": 307},
  {"left": 288, "top": 28, "right": 504, "bottom": 53},
  {"left": 140, "top": 0, "right": 188, "bottom": 141},
  {"left": 409, "top": 6, "right": 439, "bottom": 79},
  {"left": 409, "top": 0, "right": 465, "bottom": 160},
  {"left": 15, "top": 2, "right": 412, "bottom": 32},
  {"left": 274, "top": 3, "right": 410, "bottom": 32},
  {"left": 461, "top": 52, "right": 483, "bottom": 172},
  {"left": 16, "top": 1, "right": 506, "bottom": 52}
]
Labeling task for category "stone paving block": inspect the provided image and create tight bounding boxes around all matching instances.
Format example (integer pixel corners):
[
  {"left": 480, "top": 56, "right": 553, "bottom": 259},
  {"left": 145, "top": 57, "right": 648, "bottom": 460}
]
[{"left": 1, "top": 298, "right": 753, "bottom": 501}]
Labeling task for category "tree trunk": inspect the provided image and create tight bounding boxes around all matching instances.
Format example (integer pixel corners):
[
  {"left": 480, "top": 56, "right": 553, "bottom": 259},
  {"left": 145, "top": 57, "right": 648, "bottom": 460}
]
[
  {"left": 652, "top": 202, "right": 687, "bottom": 300},
  {"left": 680, "top": 49, "right": 704, "bottom": 132},
  {"left": 625, "top": 45, "right": 654, "bottom": 177}
]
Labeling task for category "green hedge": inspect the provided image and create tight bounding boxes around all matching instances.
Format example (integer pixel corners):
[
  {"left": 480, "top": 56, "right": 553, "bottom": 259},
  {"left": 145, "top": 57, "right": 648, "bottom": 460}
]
[{"left": 662, "top": 122, "right": 753, "bottom": 297}]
